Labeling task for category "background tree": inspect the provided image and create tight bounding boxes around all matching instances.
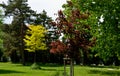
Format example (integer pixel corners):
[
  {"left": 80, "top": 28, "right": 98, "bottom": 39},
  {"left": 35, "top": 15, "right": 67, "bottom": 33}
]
[
  {"left": 0, "top": 0, "right": 36, "bottom": 65},
  {"left": 1, "top": 24, "right": 18, "bottom": 62},
  {"left": 24, "top": 25, "right": 47, "bottom": 69},
  {"left": 30, "top": 10, "right": 60, "bottom": 64},
  {"left": 1, "top": 0, "right": 60, "bottom": 64},
  {"left": 31, "top": 10, "right": 52, "bottom": 26}
]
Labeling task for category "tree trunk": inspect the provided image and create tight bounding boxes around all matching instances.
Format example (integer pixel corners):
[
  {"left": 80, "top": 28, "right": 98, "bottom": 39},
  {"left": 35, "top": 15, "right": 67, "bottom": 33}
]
[
  {"left": 70, "top": 58, "right": 74, "bottom": 76},
  {"left": 34, "top": 51, "right": 37, "bottom": 63},
  {"left": 64, "top": 58, "right": 66, "bottom": 76},
  {"left": 21, "top": 22, "right": 25, "bottom": 65}
]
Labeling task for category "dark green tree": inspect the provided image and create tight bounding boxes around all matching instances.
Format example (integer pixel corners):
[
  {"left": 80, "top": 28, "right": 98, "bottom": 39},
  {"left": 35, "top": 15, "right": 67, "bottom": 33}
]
[
  {"left": 0, "top": 0, "right": 59, "bottom": 64},
  {"left": 0, "top": 0, "right": 36, "bottom": 65},
  {"left": 1, "top": 24, "right": 17, "bottom": 62}
]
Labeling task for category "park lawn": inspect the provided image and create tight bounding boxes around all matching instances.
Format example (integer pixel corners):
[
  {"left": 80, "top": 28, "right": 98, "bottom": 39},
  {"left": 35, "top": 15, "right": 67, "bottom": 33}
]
[{"left": 0, "top": 62, "right": 120, "bottom": 76}]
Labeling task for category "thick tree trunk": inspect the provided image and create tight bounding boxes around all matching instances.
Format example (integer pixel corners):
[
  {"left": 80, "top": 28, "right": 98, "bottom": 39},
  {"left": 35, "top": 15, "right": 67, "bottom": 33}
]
[{"left": 21, "top": 23, "right": 25, "bottom": 65}]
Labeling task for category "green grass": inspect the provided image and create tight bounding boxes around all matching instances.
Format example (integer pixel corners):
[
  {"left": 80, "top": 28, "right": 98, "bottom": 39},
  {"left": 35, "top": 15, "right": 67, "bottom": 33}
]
[{"left": 0, "top": 62, "right": 120, "bottom": 76}]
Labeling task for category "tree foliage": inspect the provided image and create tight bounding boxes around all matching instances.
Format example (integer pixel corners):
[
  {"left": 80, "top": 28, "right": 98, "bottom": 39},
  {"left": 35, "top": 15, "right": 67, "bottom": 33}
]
[
  {"left": 0, "top": 0, "right": 58, "bottom": 64},
  {"left": 30, "top": 10, "right": 56, "bottom": 49},
  {"left": 50, "top": 1, "right": 95, "bottom": 59},
  {"left": 64, "top": 0, "right": 120, "bottom": 64},
  {"left": 91, "top": 0, "right": 120, "bottom": 61},
  {"left": 50, "top": 1, "right": 96, "bottom": 75},
  {"left": 77, "top": 0, "right": 120, "bottom": 62},
  {"left": 0, "top": 0, "right": 36, "bottom": 64},
  {"left": 0, "top": 9, "right": 5, "bottom": 60},
  {"left": 24, "top": 25, "right": 47, "bottom": 67},
  {"left": 24, "top": 25, "right": 47, "bottom": 52}
]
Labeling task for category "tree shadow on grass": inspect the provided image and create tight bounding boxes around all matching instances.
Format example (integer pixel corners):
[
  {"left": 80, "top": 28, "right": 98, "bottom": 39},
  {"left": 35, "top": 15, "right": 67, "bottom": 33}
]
[
  {"left": 15, "top": 63, "right": 63, "bottom": 67},
  {"left": 89, "top": 65, "right": 120, "bottom": 69},
  {"left": 89, "top": 69, "right": 120, "bottom": 76},
  {"left": 39, "top": 63, "right": 63, "bottom": 67},
  {"left": 41, "top": 68, "right": 64, "bottom": 71},
  {"left": 0, "top": 69, "right": 25, "bottom": 74}
]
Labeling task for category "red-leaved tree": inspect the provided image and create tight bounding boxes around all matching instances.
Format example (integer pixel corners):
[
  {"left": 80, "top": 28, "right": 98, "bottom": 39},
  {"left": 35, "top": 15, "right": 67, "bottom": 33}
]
[
  {"left": 50, "top": 10, "right": 95, "bottom": 58},
  {"left": 50, "top": 1, "right": 96, "bottom": 76}
]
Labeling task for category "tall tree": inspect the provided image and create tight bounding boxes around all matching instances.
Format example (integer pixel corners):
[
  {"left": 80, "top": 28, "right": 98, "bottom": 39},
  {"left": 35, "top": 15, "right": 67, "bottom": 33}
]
[
  {"left": 90, "top": 0, "right": 120, "bottom": 64},
  {"left": 0, "top": 0, "right": 36, "bottom": 65},
  {"left": 63, "top": 0, "right": 120, "bottom": 65},
  {"left": 75, "top": 0, "right": 120, "bottom": 64}
]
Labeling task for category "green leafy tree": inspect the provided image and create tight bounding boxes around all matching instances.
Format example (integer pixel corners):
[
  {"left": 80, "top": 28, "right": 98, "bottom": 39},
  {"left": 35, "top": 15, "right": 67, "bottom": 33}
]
[
  {"left": 75, "top": 0, "right": 120, "bottom": 64},
  {"left": 63, "top": 0, "right": 120, "bottom": 65},
  {"left": 90, "top": 0, "right": 120, "bottom": 65},
  {"left": 24, "top": 25, "right": 47, "bottom": 66},
  {"left": 1, "top": 24, "right": 17, "bottom": 62}
]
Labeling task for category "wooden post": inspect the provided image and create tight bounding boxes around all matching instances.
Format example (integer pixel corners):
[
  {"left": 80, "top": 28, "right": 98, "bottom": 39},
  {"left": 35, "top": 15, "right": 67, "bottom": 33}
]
[
  {"left": 70, "top": 58, "right": 74, "bottom": 76},
  {"left": 63, "top": 55, "right": 70, "bottom": 76},
  {"left": 63, "top": 58, "right": 66, "bottom": 76}
]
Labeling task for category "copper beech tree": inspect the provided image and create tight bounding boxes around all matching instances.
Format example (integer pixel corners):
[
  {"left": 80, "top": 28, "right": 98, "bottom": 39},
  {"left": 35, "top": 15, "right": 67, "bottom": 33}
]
[
  {"left": 50, "top": 10, "right": 95, "bottom": 59},
  {"left": 50, "top": 1, "right": 96, "bottom": 76}
]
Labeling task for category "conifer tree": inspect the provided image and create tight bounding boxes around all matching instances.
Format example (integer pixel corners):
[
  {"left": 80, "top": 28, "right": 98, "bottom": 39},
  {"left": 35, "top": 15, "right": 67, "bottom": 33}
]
[{"left": 0, "top": 0, "right": 36, "bottom": 65}]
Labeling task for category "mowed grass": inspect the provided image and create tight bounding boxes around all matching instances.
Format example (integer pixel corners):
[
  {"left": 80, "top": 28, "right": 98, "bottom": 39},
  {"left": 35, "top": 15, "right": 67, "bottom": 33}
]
[{"left": 0, "top": 62, "right": 120, "bottom": 76}]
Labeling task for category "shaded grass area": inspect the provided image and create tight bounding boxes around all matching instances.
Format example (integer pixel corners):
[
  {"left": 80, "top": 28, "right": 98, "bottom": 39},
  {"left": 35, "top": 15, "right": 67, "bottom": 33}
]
[
  {"left": 0, "top": 69, "right": 24, "bottom": 74},
  {"left": 89, "top": 65, "right": 120, "bottom": 69},
  {"left": 87, "top": 65, "right": 120, "bottom": 76},
  {"left": 0, "top": 62, "right": 120, "bottom": 76},
  {"left": 73, "top": 65, "right": 120, "bottom": 76},
  {"left": 89, "top": 69, "right": 120, "bottom": 76},
  {"left": 0, "top": 62, "right": 64, "bottom": 76}
]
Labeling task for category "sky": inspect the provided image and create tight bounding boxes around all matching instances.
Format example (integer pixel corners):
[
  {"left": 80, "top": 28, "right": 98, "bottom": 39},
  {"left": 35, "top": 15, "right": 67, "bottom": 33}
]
[{"left": 0, "top": 0, "right": 66, "bottom": 24}]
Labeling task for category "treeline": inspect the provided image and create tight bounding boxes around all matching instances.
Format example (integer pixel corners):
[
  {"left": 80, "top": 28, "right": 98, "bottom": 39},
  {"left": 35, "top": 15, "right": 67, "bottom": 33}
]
[
  {"left": 0, "top": 0, "right": 58, "bottom": 65},
  {"left": 0, "top": 0, "right": 120, "bottom": 66}
]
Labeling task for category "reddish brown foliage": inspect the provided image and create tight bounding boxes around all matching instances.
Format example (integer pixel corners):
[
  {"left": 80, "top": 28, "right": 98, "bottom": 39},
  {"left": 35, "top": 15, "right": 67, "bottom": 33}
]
[
  {"left": 50, "top": 1, "right": 95, "bottom": 58},
  {"left": 50, "top": 40, "right": 67, "bottom": 53}
]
